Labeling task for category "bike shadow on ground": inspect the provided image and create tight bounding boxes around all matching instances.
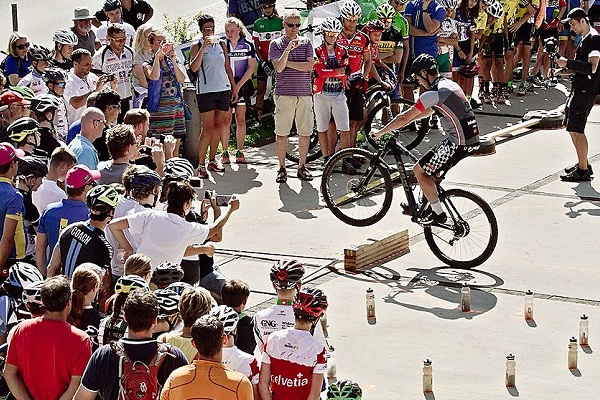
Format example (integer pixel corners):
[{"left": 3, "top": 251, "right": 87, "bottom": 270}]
[
  {"left": 277, "top": 180, "right": 324, "bottom": 219},
  {"left": 202, "top": 163, "right": 263, "bottom": 196},
  {"left": 564, "top": 181, "right": 600, "bottom": 218},
  {"left": 331, "top": 265, "right": 503, "bottom": 320}
]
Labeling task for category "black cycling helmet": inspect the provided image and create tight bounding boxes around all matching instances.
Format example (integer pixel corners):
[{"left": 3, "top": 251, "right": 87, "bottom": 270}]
[
  {"left": 259, "top": 0, "right": 276, "bottom": 5},
  {"left": 104, "top": 0, "right": 122, "bottom": 11},
  {"left": 18, "top": 155, "right": 48, "bottom": 178},
  {"left": 151, "top": 261, "right": 184, "bottom": 287},
  {"left": 30, "top": 94, "right": 61, "bottom": 114},
  {"left": 292, "top": 287, "right": 328, "bottom": 321},
  {"left": 86, "top": 184, "right": 119, "bottom": 213},
  {"left": 28, "top": 44, "right": 52, "bottom": 62},
  {"left": 270, "top": 259, "right": 305, "bottom": 290},
  {"left": 7, "top": 117, "right": 39, "bottom": 145},
  {"left": 131, "top": 168, "right": 162, "bottom": 193},
  {"left": 411, "top": 54, "right": 438, "bottom": 80},
  {"left": 43, "top": 67, "right": 69, "bottom": 84},
  {"left": 327, "top": 379, "right": 363, "bottom": 400}
]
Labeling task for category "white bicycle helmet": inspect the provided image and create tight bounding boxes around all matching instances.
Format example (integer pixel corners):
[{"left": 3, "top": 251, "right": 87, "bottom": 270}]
[
  {"left": 340, "top": 0, "right": 362, "bottom": 19},
  {"left": 163, "top": 157, "right": 195, "bottom": 180},
  {"left": 321, "top": 16, "right": 343, "bottom": 33},
  {"left": 115, "top": 274, "right": 149, "bottom": 295},
  {"left": 155, "top": 288, "right": 181, "bottom": 318},
  {"left": 21, "top": 280, "right": 44, "bottom": 309},
  {"left": 486, "top": 0, "right": 504, "bottom": 18},
  {"left": 53, "top": 29, "right": 78, "bottom": 45},
  {"left": 166, "top": 281, "right": 193, "bottom": 296},
  {"left": 8, "top": 262, "right": 43, "bottom": 288},
  {"left": 439, "top": 0, "right": 458, "bottom": 9},
  {"left": 210, "top": 305, "right": 239, "bottom": 335},
  {"left": 376, "top": 3, "right": 396, "bottom": 19}
]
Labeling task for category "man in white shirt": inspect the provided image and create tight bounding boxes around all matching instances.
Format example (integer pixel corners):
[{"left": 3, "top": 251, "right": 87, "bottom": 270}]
[
  {"left": 64, "top": 49, "right": 111, "bottom": 123},
  {"left": 95, "top": 0, "right": 136, "bottom": 47},
  {"left": 32, "top": 147, "right": 77, "bottom": 214}
]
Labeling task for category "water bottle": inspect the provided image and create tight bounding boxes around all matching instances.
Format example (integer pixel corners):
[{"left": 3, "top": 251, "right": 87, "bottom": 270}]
[
  {"left": 568, "top": 337, "right": 578, "bottom": 370},
  {"left": 327, "top": 352, "right": 337, "bottom": 382},
  {"left": 505, "top": 354, "right": 516, "bottom": 387},
  {"left": 422, "top": 359, "right": 433, "bottom": 393},
  {"left": 579, "top": 315, "right": 589, "bottom": 346},
  {"left": 366, "top": 288, "right": 376, "bottom": 325},
  {"left": 460, "top": 282, "right": 471, "bottom": 312},
  {"left": 524, "top": 290, "right": 534, "bottom": 321}
]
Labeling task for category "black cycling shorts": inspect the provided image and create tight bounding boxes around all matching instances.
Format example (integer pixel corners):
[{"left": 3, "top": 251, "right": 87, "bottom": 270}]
[
  {"left": 256, "top": 61, "right": 272, "bottom": 82},
  {"left": 346, "top": 79, "right": 366, "bottom": 121},
  {"left": 419, "top": 138, "right": 479, "bottom": 177},
  {"left": 512, "top": 22, "right": 534, "bottom": 47},
  {"left": 564, "top": 92, "right": 597, "bottom": 134},
  {"left": 482, "top": 33, "right": 505, "bottom": 58},
  {"left": 538, "top": 27, "right": 559, "bottom": 41}
]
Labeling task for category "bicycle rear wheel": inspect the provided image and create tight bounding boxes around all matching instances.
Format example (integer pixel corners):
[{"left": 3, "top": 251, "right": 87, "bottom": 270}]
[
  {"left": 321, "top": 148, "right": 393, "bottom": 227},
  {"left": 286, "top": 122, "right": 322, "bottom": 164},
  {"left": 365, "top": 101, "right": 428, "bottom": 151},
  {"left": 424, "top": 189, "right": 498, "bottom": 269}
]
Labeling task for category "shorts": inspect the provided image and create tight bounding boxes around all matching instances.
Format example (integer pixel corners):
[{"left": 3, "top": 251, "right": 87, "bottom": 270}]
[
  {"left": 482, "top": 33, "right": 505, "bottom": 58},
  {"left": 403, "top": 56, "right": 417, "bottom": 85},
  {"left": 419, "top": 138, "right": 479, "bottom": 177},
  {"left": 197, "top": 90, "right": 231, "bottom": 113},
  {"left": 256, "top": 61, "right": 272, "bottom": 82},
  {"left": 538, "top": 27, "right": 559, "bottom": 42},
  {"left": 274, "top": 95, "right": 314, "bottom": 136},
  {"left": 564, "top": 91, "right": 597, "bottom": 134},
  {"left": 314, "top": 91, "right": 350, "bottom": 132},
  {"left": 512, "top": 22, "right": 533, "bottom": 47},
  {"left": 345, "top": 80, "right": 366, "bottom": 121},
  {"left": 199, "top": 264, "right": 227, "bottom": 296},
  {"left": 437, "top": 53, "right": 451, "bottom": 73}
]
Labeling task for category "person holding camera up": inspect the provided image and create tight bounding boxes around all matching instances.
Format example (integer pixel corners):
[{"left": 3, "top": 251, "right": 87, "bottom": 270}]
[{"left": 556, "top": 7, "right": 600, "bottom": 182}]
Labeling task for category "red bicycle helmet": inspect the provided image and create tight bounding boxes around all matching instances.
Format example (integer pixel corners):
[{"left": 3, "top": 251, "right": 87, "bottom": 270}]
[
  {"left": 270, "top": 259, "right": 305, "bottom": 290},
  {"left": 293, "top": 287, "right": 328, "bottom": 320}
]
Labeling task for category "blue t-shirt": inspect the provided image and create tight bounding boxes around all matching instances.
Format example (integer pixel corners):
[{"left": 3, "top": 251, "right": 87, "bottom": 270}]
[
  {"left": 68, "top": 135, "right": 99, "bottom": 170},
  {"left": 405, "top": 0, "right": 446, "bottom": 57},
  {"left": 227, "top": 0, "right": 261, "bottom": 28},
  {"left": 67, "top": 120, "right": 81, "bottom": 144},
  {"left": 37, "top": 199, "right": 89, "bottom": 255},
  {"left": 3, "top": 55, "right": 31, "bottom": 83},
  {"left": 0, "top": 178, "right": 26, "bottom": 259}
]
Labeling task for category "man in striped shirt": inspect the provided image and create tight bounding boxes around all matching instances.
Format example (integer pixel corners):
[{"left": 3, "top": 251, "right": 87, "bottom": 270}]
[{"left": 269, "top": 9, "right": 315, "bottom": 183}]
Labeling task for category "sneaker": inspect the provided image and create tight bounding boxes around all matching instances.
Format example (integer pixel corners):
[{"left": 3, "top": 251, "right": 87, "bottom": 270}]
[
  {"left": 470, "top": 98, "right": 482, "bottom": 109},
  {"left": 564, "top": 163, "right": 593, "bottom": 175},
  {"left": 418, "top": 210, "right": 447, "bottom": 225},
  {"left": 560, "top": 167, "right": 592, "bottom": 182},
  {"left": 429, "top": 114, "right": 439, "bottom": 128},
  {"left": 349, "top": 156, "right": 364, "bottom": 169},
  {"left": 517, "top": 83, "right": 527, "bottom": 96},
  {"left": 297, "top": 165, "right": 313, "bottom": 181},
  {"left": 342, "top": 159, "right": 357, "bottom": 174},
  {"left": 198, "top": 165, "right": 209, "bottom": 178},
  {"left": 235, "top": 150, "right": 245, "bottom": 163},
  {"left": 221, "top": 151, "right": 230, "bottom": 164},
  {"left": 276, "top": 167, "right": 287, "bottom": 183},
  {"left": 495, "top": 91, "right": 507, "bottom": 105},
  {"left": 528, "top": 75, "right": 544, "bottom": 87},
  {"left": 482, "top": 92, "right": 493, "bottom": 104},
  {"left": 207, "top": 160, "right": 225, "bottom": 172},
  {"left": 322, "top": 155, "right": 331, "bottom": 167}
]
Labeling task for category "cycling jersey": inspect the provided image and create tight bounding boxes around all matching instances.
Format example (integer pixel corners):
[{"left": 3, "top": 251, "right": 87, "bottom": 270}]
[
  {"left": 414, "top": 77, "right": 480, "bottom": 145},
  {"left": 252, "top": 16, "right": 284, "bottom": 61},
  {"left": 379, "top": 26, "right": 405, "bottom": 59},
  {"left": 58, "top": 221, "right": 113, "bottom": 279},
  {"left": 227, "top": 38, "right": 256, "bottom": 79},
  {"left": 514, "top": 0, "right": 540, "bottom": 21},
  {"left": 394, "top": 12, "right": 410, "bottom": 39},
  {"left": 17, "top": 71, "right": 48, "bottom": 95},
  {"left": 91, "top": 45, "right": 134, "bottom": 99},
  {"left": 37, "top": 199, "right": 89, "bottom": 257},
  {"left": 313, "top": 43, "right": 349, "bottom": 94},
  {"left": 0, "top": 293, "right": 18, "bottom": 335},
  {"left": 0, "top": 177, "right": 26, "bottom": 260},
  {"left": 18, "top": 189, "right": 38, "bottom": 257},
  {"left": 336, "top": 31, "right": 370, "bottom": 79},
  {"left": 262, "top": 328, "right": 327, "bottom": 400},
  {"left": 455, "top": 8, "right": 477, "bottom": 42},
  {"left": 405, "top": 0, "right": 447, "bottom": 57},
  {"left": 53, "top": 94, "right": 69, "bottom": 141},
  {"left": 222, "top": 346, "right": 260, "bottom": 384}
]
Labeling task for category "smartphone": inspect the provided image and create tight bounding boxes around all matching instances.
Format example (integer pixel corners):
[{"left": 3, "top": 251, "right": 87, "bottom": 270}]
[
  {"left": 189, "top": 178, "right": 202, "bottom": 188},
  {"left": 216, "top": 195, "right": 233, "bottom": 207}
]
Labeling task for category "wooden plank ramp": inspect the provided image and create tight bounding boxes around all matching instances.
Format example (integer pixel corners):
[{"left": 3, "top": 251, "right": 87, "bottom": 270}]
[{"left": 344, "top": 228, "right": 410, "bottom": 272}]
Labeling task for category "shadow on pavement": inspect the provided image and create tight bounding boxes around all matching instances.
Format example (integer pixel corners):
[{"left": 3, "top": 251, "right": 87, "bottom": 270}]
[
  {"left": 564, "top": 182, "right": 600, "bottom": 218},
  {"left": 203, "top": 163, "right": 263, "bottom": 196},
  {"left": 277, "top": 180, "right": 323, "bottom": 219}
]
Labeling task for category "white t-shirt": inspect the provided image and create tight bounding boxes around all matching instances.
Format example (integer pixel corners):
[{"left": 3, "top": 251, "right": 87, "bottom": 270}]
[
  {"left": 222, "top": 346, "right": 260, "bottom": 384},
  {"left": 92, "top": 45, "right": 134, "bottom": 99},
  {"left": 64, "top": 69, "right": 99, "bottom": 123},
  {"left": 105, "top": 195, "right": 143, "bottom": 277},
  {"left": 18, "top": 72, "right": 48, "bottom": 96},
  {"left": 54, "top": 95, "right": 69, "bottom": 141},
  {"left": 31, "top": 178, "right": 67, "bottom": 214},
  {"left": 125, "top": 209, "right": 209, "bottom": 269},
  {"left": 96, "top": 22, "right": 136, "bottom": 47}
]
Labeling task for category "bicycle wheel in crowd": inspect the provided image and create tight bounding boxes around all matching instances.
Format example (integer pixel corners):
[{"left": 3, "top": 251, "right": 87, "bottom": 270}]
[
  {"left": 364, "top": 101, "right": 429, "bottom": 151},
  {"left": 423, "top": 189, "right": 498, "bottom": 269},
  {"left": 321, "top": 148, "right": 393, "bottom": 227},
  {"left": 286, "top": 122, "right": 322, "bottom": 164}
]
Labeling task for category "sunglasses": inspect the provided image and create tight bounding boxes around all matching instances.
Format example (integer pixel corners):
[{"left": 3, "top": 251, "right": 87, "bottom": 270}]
[
  {"left": 56, "top": 82, "right": 66, "bottom": 88},
  {"left": 261, "top": 4, "right": 275, "bottom": 8},
  {"left": 324, "top": 31, "right": 339, "bottom": 37},
  {"left": 109, "top": 36, "right": 127, "bottom": 42},
  {"left": 92, "top": 118, "right": 107, "bottom": 126},
  {"left": 286, "top": 22, "right": 302, "bottom": 28},
  {"left": 201, "top": 26, "right": 215, "bottom": 32},
  {"left": 108, "top": 103, "right": 121, "bottom": 110},
  {"left": 16, "top": 42, "right": 30, "bottom": 50},
  {"left": 343, "top": 15, "right": 360, "bottom": 21}
]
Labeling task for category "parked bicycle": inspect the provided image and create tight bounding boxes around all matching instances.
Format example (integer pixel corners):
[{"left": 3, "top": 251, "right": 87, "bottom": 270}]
[{"left": 320, "top": 134, "right": 498, "bottom": 269}]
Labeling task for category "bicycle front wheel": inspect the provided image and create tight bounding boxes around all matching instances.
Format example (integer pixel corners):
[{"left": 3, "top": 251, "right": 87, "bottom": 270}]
[
  {"left": 424, "top": 189, "right": 498, "bottom": 269},
  {"left": 321, "top": 148, "right": 393, "bottom": 227},
  {"left": 365, "top": 101, "right": 427, "bottom": 150},
  {"left": 286, "top": 124, "right": 322, "bottom": 164}
]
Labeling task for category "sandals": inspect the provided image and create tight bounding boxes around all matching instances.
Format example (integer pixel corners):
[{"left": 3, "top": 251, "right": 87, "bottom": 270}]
[
  {"left": 276, "top": 167, "right": 287, "bottom": 183},
  {"left": 297, "top": 166, "right": 313, "bottom": 181},
  {"left": 198, "top": 165, "right": 209, "bottom": 178},
  {"left": 207, "top": 160, "right": 225, "bottom": 172}
]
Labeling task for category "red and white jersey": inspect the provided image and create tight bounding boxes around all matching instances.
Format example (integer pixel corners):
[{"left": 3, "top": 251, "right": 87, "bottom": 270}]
[
  {"left": 222, "top": 346, "right": 260, "bottom": 384},
  {"left": 263, "top": 328, "right": 327, "bottom": 400},
  {"left": 336, "top": 31, "right": 370, "bottom": 79}
]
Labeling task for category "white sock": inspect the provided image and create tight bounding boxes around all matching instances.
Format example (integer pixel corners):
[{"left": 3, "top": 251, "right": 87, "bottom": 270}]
[{"left": 430, "top": 199, "right": 443, "bottom": 215}]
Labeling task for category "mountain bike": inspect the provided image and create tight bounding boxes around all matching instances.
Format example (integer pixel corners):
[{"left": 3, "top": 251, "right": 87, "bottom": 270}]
[{"left": 320, "top": 134, "right": 498, "bottom": 268}]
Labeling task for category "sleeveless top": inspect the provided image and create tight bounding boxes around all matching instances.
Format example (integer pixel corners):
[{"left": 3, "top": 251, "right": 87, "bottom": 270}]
[{"left": 195, "top": 39, "right": 231, "bottom": 95}]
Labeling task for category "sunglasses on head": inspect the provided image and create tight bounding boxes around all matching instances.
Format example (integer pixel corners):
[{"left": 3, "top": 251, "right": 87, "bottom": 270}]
[
  {"left": 381, "top": 18, "right": 393, "bottom": 23},
  {"left": 16, "top": 42, "right": 30, "bottom": 50},
  {"left": 286, "top": 22, "right": 302, "bottom": 28},
  {"left": 109, "top": 36, "right": 127, "bottom": 42}
]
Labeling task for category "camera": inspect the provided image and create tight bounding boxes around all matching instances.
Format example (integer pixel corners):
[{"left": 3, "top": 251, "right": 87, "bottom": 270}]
[
  {"left": 204, "top": 190, "right": 232, "bottom": 206},
  {"left": 103, "top": 73, "right": 116, "bottom": 82},
  {"left": 544, "top": 37, "right": 558, "bottom": 55}
]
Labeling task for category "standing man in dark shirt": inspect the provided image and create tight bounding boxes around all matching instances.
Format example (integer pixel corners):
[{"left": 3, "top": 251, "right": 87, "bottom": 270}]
[
  {"left": 557, "top": 8, "right": 600, "bottom": 182},
  {"left": 93, "top": 0, "right": 154, "bottom": 30},
  {"left": 71, "top": 8, "right": 100, "bottom": 55}
]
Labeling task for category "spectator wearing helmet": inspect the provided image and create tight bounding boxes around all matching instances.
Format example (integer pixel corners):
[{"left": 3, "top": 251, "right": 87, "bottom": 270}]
[
  {"left": 50, "top": 29, "right": 78, "bottom": 71},
  {"left": 64, "top": 49, "right": 111, "bottom": 124},
  {"left": 252, "top": 0, "right": 283, "bottom": 121},
  {"left": 158, "top": 286, "right": 213, "bottom": 361},
  {"left": 222, "top": 279, "right": 255, "bottom": 354},
  {"left": 7, "top": 117, "right": 40, "bottom": 156},
  {"left": 96, "top": 1, "right": 137, "bottom": 47},
  {"left": 20, "top": 280, "right": 45, "bottom": 318},
  {"left": 16, "top": 156, "right": 48, "bottom": 261},
  {"left": 92, "top": 24, "right": 135, "bottom": 121},
  {"left": 94, "top": 0, "right": 154, "bottom": 30},
  {"left": 75, "top": 290, "right": 188, "bottom": 400},
  {"left": 72, "top": 7, "right": 101, "bottom": 55},
  {"left": 5, "top": 276, "right": 92, "bottom": 400},
  {"left": 0, "top": 261, "right": 43, "bottom": 336},
  {"left": 68, "top": 107, "right": 106, "bottom": 169},
  {"left": 477, "top": 0, "right": 507, "bottom": 104},
  {"left": 47, "top": 184, "right": 118, "bottom": 284},
  {"left": 3, "top": 33, "right": 32, "bottom": 87},
  {"left": 258, "top": 287, "right": 329, "bottom": 400},
  {"left": 151, "top": 261, "right": 184, "bottom": 289},
  {"left": 153, "top": 287, "right": 183, "bottom": 337},
  {"left": 327, "top": 379, "right": 363, "bottom": 400},
  {"left": 43, "top": 67, "right": 70, "bottom": 140},
  {"left": 160, "top": 314, "right": 253, "bottom": 400},
  {"left": 362, "top": 20, "right": 396, "bottom": 89},
  {"left": 31, "top": 147, "right": 76, "bottom": 214},
  {"left": 212, "top": 304, "right": 260, "bottom": 392},
  {"left": 0, "top": 143, "right": 26, "bottom": 274},
  {"left": 68, "top": 263, "right": 103, "bottom": 349},
  {"left": 29, "top": 94, "right": 63, "bottom": 155},
  {"left": 451, "top": 0, "right": 481, "bottom": 108},
  {"left": 97, "top": 124, "right": 138, "bottom": 185},
  {"left": 17, "top": 44, "right": 52, "bottom": 96},
  {"left": 313, "top": 17, "right": 351, "bottom": 165},
  {"left": 35, "top": 164, "right": 100, "bottom": 274}
]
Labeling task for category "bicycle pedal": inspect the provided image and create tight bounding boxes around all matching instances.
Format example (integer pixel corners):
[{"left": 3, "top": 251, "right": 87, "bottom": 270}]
[{"left": 400, "top": 203, "right": 412, "bottom": 216}]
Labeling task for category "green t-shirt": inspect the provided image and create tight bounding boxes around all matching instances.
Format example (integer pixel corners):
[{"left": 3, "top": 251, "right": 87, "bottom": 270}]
[{"left": 252, "top": 16, "right": 284, "bottom": 61}]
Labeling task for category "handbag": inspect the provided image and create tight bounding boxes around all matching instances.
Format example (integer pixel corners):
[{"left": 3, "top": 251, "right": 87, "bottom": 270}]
[{"left": 182, "top": 99, "right": 193, "bottom": 121}]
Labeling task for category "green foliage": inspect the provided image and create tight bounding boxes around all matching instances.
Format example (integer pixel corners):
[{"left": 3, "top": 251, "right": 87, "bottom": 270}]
[{"left": 162, "top": 13, "right": 199, "bottom": 45}]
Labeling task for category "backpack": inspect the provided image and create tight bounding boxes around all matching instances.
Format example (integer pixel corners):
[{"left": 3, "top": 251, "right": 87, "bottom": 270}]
[{"left": 111, "top": 341, "right": 173, "bottom": 400}]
